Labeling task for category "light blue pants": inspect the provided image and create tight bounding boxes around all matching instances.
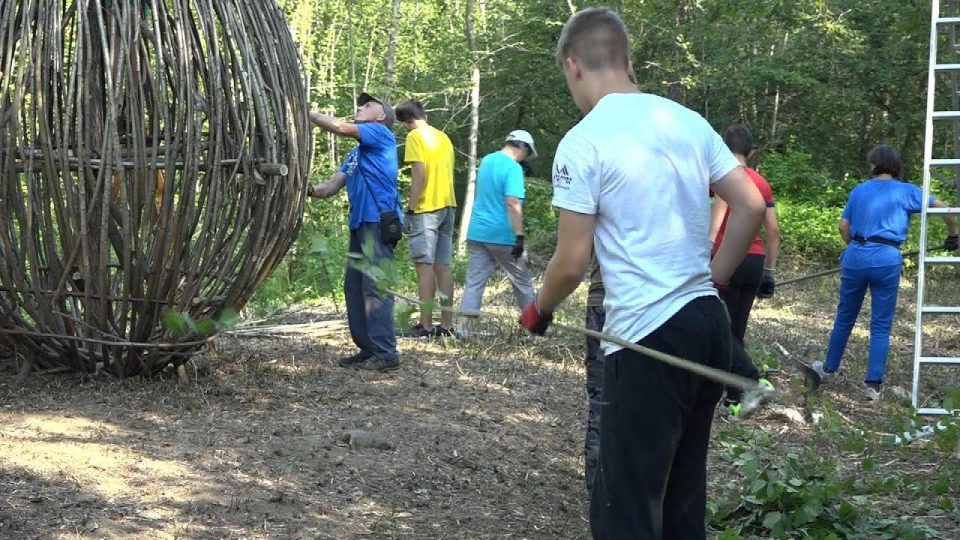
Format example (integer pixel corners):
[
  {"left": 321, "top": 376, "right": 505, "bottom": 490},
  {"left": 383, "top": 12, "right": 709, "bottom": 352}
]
[
  {"left": 459, "top": 240, "right": 534, "bottom": 313},
  {"left": 824, "top": 265, "right": 900, "bottom": 383}
]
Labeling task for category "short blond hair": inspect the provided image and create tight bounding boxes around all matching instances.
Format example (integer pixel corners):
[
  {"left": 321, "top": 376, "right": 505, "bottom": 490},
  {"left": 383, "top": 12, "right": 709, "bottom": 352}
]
[{"left": 556, "top": 8, "right": 631, "bottom": 71}]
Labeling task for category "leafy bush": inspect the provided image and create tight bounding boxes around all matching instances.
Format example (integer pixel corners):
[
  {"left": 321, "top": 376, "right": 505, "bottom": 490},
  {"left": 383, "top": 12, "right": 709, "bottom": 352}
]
[
  {"left": 760, "top": 148, "right": 856, "bottom": 208},
  {"left": 710, "top": 426, "right": 947, "bottom": 539},
  {"left": 774, "top": 200, "right": 845, "bottom": 262}
]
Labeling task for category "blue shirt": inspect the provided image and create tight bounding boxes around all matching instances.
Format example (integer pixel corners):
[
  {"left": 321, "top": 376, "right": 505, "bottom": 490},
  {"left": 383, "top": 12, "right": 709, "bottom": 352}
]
[
  {"left": 840, "top": 179, "right": 933, "bottom": 269},
  {"left": 467, "top": 151, "right": 525, "bottom": 245},
  {"left": 340, "top": 123, "right": 401, "bottom": 230}
]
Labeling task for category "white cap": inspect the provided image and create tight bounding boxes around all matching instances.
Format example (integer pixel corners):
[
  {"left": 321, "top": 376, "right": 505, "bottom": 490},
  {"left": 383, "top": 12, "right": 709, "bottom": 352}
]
[{"left": 505, "top": 129, "right": 537, "bottom": 158}]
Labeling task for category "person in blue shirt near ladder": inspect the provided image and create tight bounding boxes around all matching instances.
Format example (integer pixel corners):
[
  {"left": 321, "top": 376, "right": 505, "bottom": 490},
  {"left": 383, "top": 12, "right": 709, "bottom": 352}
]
[{"left": 813, "top": 145, "right": 958, "bottom": 402}]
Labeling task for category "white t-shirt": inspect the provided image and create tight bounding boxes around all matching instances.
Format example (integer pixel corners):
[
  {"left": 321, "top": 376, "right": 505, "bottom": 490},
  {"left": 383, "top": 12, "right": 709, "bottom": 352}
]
[{"left": 552, "top": 93, "right": 740, "bottom": 355}]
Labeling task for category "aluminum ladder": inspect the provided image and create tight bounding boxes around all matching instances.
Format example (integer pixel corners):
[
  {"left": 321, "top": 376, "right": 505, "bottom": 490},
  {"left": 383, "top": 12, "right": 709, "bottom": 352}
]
[{"left": 913, "top": 0, "right": 960, "bottom": 415}]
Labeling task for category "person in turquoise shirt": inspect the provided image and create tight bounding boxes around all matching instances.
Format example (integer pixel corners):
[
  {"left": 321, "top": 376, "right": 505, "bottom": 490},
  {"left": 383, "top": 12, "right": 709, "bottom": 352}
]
[
  {"left": 458, "top": 130, "right": 537, "bottom": 331},
  {"left": 813, "top": 145, "right": 958, "bottom": 402}
]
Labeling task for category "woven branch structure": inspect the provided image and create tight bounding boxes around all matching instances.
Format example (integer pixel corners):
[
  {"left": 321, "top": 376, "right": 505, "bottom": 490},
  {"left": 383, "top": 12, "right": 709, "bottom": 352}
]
[{"left": 0, "top": 1, "right": 312, "bottom": 376}]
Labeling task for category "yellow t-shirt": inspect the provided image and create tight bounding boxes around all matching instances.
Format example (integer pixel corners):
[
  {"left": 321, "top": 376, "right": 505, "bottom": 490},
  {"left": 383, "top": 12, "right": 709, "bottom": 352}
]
[{"left": 405, "top": 125, "right": 457, "bottom": 213}]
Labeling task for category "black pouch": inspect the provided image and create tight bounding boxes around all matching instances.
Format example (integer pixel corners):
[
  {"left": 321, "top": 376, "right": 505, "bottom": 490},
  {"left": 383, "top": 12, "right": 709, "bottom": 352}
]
[{"left": 379, "top": 210, "right": 402, "bottom": 247}]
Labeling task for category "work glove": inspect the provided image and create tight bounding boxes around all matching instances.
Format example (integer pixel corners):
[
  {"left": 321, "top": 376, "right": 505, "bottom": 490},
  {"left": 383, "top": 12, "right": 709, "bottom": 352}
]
[
  {"left": 511, "top": 235, "right": 525, "bottom": 260},
  {"left": 402, "top": 208, "right": 414, "bottom": 235},
  {"left": 757, "top": 268, "right": 776, "bottom": 299},
  {"left": 944, "top": 234, "right": 959, "bottom": 252},
  {"left": 519, "top": 300, "right": 553, "bottom": 336}
]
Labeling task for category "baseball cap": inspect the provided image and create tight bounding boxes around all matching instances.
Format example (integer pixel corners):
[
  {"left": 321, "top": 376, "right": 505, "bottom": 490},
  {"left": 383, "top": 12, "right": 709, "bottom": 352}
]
[
  {"left": 505, "top": 129, "right": 537, "bottom": 158},
  {"left": 357, "top": 92, "right": 395, "bottom": 126}
]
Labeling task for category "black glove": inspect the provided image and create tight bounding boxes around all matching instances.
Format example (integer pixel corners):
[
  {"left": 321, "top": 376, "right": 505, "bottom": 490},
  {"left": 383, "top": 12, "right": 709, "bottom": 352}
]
[
  {"left": 944, "top": 234, "right": 959, "bottom": 252},
  {"left": 402, "top": 208, "right": 414, "bottom": 235},
  {"left": 511, "top": 235, "right": 525, "bottom": 260},
  {"left": 757, "top": 268, "right": 776, "bottom": 299}
]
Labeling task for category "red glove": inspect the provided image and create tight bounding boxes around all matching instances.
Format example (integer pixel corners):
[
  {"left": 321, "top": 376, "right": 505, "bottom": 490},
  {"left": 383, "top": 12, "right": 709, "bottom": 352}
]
[
  {"left": 713, "top": 281, "right": 728, "bottom": 293},
  {"left": 519, "top": 301, "right": 553, "bottom": 336}
]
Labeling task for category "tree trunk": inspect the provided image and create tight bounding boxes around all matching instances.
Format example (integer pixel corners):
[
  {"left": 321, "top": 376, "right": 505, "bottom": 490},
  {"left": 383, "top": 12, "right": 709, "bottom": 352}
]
[
  {"left": 385, "top": 0, "right": 400, "bottom": 87},
  {"left": 458, "top": 0, "right": 481, "bottom": 254},
  {"left": 667, "top": 0, "right": 686, "bottom": 103}
]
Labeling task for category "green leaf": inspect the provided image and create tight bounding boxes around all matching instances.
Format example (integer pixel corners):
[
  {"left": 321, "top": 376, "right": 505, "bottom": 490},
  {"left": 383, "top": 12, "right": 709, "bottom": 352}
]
[
  {"left": 762, "top": 511, "right": 783, "bottom": 530},
  {"left": 162, "top": 309, "right": 190, "bottom": 336},
  {"left": 861, "top": 458, "right": 876, "bottom": 471},
  {"left": 838, "top": 501, "right": 859, "bottom": 522}
]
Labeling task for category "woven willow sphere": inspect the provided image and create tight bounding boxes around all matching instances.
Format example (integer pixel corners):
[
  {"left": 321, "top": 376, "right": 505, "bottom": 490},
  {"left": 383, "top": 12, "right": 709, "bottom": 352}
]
[{"left": 0, "top": 1, "right": 311, "bottom": 376}]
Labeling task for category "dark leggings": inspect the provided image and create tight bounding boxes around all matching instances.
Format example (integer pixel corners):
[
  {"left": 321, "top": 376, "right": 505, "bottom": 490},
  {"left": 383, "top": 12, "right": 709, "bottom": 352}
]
[{"left": 720, "top": 254, "right": 764, "bottom": 402}]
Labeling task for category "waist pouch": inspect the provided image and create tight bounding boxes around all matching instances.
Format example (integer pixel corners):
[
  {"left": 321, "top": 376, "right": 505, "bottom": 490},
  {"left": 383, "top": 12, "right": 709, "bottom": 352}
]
[{"left": 380, "top": 210, "right": 402, "bottom": 247}]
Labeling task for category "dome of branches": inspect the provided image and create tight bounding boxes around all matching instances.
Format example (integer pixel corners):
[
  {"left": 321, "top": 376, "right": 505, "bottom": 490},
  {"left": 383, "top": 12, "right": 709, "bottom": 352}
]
[{"left": 0, "top": 1, "right": 312, "bottom": 376}]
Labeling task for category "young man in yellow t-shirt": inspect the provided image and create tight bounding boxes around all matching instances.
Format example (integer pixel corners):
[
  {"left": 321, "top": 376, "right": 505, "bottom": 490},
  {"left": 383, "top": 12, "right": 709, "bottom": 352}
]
[{"left": 395, "top": 100, "right": 458, "bottom": 338}]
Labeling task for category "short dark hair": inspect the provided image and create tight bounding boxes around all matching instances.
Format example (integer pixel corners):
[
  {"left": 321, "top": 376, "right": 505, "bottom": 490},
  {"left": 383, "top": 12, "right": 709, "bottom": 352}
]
[
  {"left": 556, "top": 8, "right": 630, "bottom": 71},
  {"left": 394, "top": 99, "right": 426, "bottom": 123},
  {"left": 867, "top": 144, "right": 902, "bottom": 178},
  {"left": 505, "top": 139, "right": 532, "bottom": 158},
  {"left": 724, "top": 124, "right": 753, "bottom": 157}
]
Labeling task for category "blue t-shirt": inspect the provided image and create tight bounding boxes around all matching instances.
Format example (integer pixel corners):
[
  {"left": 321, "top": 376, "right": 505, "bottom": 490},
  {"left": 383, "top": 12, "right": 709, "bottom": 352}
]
[
  {"left": 840, "top": 179, "right": 934, "bottom": 269},
  {"left": 340, "top": 123, "right": 401, "bottom": 230},
  {"left": 467, "top": 151, "right": 525, "bottom": 245}
]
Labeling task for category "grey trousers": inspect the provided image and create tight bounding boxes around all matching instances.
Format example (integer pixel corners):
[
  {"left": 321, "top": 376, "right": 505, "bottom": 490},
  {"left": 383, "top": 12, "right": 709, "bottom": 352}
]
[{"left": 459, "top": 240, "right": 534, "bottom": 315}]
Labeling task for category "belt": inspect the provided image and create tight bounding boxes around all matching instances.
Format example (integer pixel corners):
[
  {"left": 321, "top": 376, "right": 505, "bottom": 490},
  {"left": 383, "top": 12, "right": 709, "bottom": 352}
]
[{"left": 852, "top": 235, "right": 902, "bottom": 248}]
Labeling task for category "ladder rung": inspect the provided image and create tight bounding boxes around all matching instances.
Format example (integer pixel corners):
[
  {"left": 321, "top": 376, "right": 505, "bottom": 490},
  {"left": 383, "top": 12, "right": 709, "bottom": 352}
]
[
  {"left": 925, "top": 207, "right": 960, "bottom": 214},
  {"left": 936, "top": 63, "right": 960, "bottom": 71},
  {"left": 924, "top": 256, "right": 960, "bottom": 264},
  {"left": 921, "top": 306, "right": 960, "bottom": 314},
  {"left": 916, "top": 407, "right": 960, "bottom": 416},
  {"left": 929, "top": 158, "right": 960, "bottom": 166},
  {"left": 932, "top": 111, "right": 960, "bottom": 119},
  {"left": 919, "top": 356, "right": 960, "bottom": 365},
  {"left": 937, "top": 16, "right": 960, "bottom": 24}
]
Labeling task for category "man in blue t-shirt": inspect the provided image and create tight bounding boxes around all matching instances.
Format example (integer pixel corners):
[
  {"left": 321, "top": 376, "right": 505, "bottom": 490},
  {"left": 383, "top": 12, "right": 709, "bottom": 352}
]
[
  {"left": 458, "top": 130, "right": 537, "bottom": 332},
  {"left": 308, "top": 93, "right": 403, "bottom": 372}
]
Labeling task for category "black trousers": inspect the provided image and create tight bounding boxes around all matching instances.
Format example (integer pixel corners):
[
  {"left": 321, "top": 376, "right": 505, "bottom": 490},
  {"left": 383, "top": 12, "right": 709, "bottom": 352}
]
[
  {"left": 720, "top": 254, "right": 764, "bottom": 402},
  {"left": 590, "top": 295, "right": 732, "bottom": 540}
]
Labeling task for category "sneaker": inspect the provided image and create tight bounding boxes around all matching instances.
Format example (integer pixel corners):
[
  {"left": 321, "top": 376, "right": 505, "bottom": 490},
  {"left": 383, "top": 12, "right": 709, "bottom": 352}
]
[
  {"left": 338, "top": 352, "right": 371, "bottom": 368},
  {"left": 810, "top": 361, "right": 834, "bottom": 380},
  {"left": 758, "top": 378, "right": 775, "bottom": 390},
  {"left": 356, "top": 355, "right": 402, "bottom": 372},
  {"left": 864, "top": 383, "right": 882, "bottom": 402},
  {"left": 433, "top": 326, "right": 456, "bottom": 338},
  {"left": 400, "top": 324, "right": 433, "bottom": 339}
]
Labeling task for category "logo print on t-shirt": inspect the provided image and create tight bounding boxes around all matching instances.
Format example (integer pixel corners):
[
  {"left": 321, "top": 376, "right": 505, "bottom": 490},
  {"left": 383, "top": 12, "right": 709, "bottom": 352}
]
[
  {"left": 344, "top": 149, "right": 359, "bottom": 176},
  {"left": 553, "top": 163, "right": 572, "bottom": 190}
]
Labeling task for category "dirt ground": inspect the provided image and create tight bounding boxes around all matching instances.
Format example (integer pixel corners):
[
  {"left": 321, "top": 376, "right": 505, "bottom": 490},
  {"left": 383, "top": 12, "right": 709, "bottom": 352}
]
[{"left": 1, "top": 270, "right": 959, "bottom": 539}]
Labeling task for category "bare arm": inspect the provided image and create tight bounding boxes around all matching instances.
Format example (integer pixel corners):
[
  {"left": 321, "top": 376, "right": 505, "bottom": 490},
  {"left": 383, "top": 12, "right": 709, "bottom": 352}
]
[
  {"left": 932, "top": 199, "right": 959, "bottom": 235},
  {"left": 536, "top": 210, "right": 595, "bottom": 313},
  {"left": 309, "top": 111, "right": 361, "bottom": 140},
  {"left": 506, "top": 196, "right": 523, "bottom": 236},
  {"left": 709, "top": 167, "right": 766, "bottom": 284},
  {"left": 763, "top": 207, "right": 781, "bottom": 270},
  {"left": 839, "top": 219, "right": 851, "bottom": 244},
  {"left": 709, "top": 197, "right": 728, "bottom": 244},
  {"left": 309, "top": 172, "right": 347, "bottom": 199},
  {"left": 407, "top": 162, "right": 426, "bottom": 211}
]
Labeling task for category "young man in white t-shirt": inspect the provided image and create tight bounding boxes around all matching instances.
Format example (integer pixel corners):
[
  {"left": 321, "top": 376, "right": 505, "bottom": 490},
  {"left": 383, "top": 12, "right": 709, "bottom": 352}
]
[{"left": 518, "top": 8, "right": 766, "bottom": 539}]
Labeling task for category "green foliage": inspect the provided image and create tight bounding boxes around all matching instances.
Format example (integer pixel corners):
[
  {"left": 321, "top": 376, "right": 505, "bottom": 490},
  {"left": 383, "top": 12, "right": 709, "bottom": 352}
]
[
  {"left": 710, "top": 426, "right": 947, "bottom": 539},
  {"left": 774, "top": 200, "right": 844, "bottom": 261},
  {"left": 161, "top": 308, "right": 240, "bottom": 338}
]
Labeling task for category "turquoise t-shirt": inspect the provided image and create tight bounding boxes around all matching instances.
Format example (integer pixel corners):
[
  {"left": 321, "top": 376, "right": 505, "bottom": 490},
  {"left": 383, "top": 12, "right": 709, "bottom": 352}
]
[
  {"left": 839, "top": 178, "right": 933, "bottom": 269},
  {"left": 467, "top": 151, "right": 525, "bottom": 245}
]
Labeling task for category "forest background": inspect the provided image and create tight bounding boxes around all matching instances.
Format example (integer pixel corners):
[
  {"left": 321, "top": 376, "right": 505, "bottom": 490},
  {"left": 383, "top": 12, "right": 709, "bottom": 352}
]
[{"left": 256, "top": 0, "right": 954, "bottom": 313}]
